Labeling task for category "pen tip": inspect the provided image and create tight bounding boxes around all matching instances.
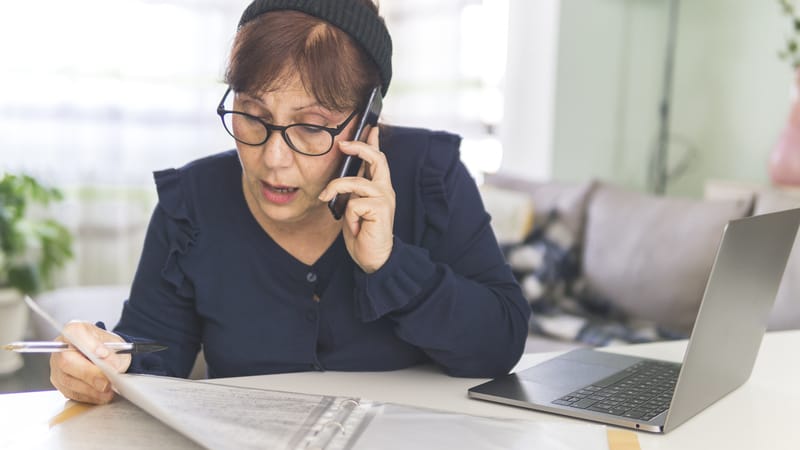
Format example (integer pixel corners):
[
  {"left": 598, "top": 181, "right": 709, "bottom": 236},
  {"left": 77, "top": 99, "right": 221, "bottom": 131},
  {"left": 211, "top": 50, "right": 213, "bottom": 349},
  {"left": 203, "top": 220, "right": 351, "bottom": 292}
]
[{"left": 2, "top": 344, "right": 13, "bottom": 351}]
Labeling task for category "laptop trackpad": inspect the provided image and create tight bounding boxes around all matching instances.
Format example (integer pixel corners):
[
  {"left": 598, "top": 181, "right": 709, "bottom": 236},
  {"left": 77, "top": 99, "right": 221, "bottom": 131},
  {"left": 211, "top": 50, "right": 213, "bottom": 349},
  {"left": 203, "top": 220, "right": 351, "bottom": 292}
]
[{"left": 517, "top": 356, "right": 623, "bottom": 391}]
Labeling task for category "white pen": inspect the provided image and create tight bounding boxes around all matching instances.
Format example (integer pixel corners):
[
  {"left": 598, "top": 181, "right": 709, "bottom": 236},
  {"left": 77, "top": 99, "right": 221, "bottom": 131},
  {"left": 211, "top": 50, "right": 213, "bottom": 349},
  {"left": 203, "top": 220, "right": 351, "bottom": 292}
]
[{"left": 3, "top": 341, "right": 167, "bottom": 354}]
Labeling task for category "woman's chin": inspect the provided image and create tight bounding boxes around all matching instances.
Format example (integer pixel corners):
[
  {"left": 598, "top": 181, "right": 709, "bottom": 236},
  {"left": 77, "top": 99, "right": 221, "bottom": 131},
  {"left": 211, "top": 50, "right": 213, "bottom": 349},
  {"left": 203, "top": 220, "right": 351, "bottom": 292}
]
[{"left": 258, "top": 199, "right": 327, "bottom": 226}]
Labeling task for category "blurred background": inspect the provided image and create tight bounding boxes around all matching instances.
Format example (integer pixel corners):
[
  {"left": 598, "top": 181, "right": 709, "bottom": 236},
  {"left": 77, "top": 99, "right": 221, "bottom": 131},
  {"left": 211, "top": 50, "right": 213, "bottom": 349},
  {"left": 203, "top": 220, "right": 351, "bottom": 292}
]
[{"left": 0, "top": 0, "right": 794, "bottom": 308}]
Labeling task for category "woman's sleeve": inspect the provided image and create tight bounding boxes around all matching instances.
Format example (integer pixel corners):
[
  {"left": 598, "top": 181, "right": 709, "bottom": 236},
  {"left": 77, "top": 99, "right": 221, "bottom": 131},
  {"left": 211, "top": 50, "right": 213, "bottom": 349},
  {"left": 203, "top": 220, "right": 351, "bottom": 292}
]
[
  {"left": 352, "top": 134, "right": 531, "bottom": 378},
  {"left": 113, "top": 168, "right": 202, "bottom": 378}
]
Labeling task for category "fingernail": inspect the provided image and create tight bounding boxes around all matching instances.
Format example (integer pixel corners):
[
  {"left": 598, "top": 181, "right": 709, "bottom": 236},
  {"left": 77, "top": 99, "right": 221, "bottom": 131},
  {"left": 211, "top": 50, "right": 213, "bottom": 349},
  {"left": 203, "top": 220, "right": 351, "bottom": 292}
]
[
  {"left": 95, "top": 345, "right": 110, "bottom": 358},
  {"left": 340, "top": 141, "right": 352, "bottom": 147},
  {"left": 318, "top": 190, "right": 329, "bottom": 201}
]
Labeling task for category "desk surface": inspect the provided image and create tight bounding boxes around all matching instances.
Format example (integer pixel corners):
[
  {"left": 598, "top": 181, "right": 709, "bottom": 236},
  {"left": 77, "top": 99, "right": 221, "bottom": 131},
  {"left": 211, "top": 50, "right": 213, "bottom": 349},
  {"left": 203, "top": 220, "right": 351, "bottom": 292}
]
[{"left": 2, "top": 330, "right": 798, "bottom": 450}]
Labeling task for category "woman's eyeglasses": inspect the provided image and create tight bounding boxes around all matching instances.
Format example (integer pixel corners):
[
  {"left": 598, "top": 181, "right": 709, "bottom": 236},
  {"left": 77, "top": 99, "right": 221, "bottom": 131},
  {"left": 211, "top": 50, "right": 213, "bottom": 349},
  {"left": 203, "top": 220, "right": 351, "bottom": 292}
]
[{"left": 216, "top": 87, "right": 358, "bottom": 156}]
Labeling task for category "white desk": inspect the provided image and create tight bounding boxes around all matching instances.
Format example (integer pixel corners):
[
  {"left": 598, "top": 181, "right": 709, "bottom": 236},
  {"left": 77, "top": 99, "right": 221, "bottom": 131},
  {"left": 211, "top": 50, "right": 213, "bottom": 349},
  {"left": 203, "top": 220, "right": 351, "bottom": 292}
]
[{"left": 2, "top": 330, "right": 798, "bottom": 450}]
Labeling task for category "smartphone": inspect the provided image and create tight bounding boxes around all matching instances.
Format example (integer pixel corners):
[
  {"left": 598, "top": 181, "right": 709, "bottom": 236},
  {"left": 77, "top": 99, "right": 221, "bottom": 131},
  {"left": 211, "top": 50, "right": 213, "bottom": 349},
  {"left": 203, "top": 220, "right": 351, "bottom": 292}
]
[{"left": 328, "top": 86, "right": 383, "bottom": 220}]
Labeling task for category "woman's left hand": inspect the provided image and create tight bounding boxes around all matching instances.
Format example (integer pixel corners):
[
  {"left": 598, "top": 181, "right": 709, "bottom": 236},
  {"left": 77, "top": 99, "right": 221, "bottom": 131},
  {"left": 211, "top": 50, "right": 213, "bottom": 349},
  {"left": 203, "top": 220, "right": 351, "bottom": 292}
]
[{"left": 319, "top": 127, "right": 394, "bottom": 273}]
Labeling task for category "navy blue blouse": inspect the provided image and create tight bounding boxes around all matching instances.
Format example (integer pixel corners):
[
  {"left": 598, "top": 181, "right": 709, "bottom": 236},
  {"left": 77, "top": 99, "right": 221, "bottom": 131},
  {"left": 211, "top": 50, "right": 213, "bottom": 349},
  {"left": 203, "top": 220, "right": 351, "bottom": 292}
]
[{"left": 115, "top": 126, "right": 531, "bottom": 379}]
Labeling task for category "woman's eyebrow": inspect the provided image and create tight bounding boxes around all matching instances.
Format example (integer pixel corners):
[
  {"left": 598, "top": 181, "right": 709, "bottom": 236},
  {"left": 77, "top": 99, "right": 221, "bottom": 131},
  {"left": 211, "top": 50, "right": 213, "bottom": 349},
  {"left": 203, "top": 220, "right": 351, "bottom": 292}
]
[
  {"left": 237, "top": 95, "right": 266, "bottom": 109},
  {"left": 238, "top": 91, "right": 261, "bottom": 101},
  {"left": 292, "top": 102, "right": 326, "bottom": 112},
  {"left": 238, "top": 93, "right": 340, "bottom": 118}
]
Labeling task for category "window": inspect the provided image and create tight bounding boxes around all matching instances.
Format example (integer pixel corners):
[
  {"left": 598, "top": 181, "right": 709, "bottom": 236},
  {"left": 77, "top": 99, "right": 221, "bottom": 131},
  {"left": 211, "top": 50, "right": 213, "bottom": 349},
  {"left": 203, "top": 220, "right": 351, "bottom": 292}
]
[
  {"left": 382, "top": 0, "right": 509, "bottom": 179},
  {"left": 0, "top": 0, "right": 512, "bottom": 183},
  {"left": 0, "top": 0, "right": 251, "bottom": 185}
]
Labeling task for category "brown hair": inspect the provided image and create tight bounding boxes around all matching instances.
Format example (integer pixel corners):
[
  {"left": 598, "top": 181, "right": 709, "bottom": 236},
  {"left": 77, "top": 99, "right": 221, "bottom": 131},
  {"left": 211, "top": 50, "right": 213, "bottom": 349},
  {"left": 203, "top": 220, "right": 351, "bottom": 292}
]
[{"left": 225, "top": 8, "right": 382, "bottom": 112}]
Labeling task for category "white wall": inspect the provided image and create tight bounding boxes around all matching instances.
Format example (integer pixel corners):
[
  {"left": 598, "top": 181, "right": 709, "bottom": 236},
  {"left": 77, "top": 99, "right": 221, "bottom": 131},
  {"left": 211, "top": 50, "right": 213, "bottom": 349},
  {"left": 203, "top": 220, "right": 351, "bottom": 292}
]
[
  {"left": 550, "top": 0, "right": 791, "bottom": 197},
  {"left": 669, "top": 0, "right": 788, "bottom": 196}
]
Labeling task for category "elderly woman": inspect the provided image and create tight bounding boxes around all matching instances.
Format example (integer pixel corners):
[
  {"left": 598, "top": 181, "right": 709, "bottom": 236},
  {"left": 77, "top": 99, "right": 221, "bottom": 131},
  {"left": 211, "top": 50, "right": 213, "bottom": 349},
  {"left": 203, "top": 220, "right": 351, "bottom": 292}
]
[{"left": 50, "top": 0, "right": 531, "bottom": 404}]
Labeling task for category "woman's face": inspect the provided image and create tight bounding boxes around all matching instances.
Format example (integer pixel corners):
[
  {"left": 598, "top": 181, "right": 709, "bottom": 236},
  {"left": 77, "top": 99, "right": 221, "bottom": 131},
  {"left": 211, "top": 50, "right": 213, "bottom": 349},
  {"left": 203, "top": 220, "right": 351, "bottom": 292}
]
[{"left": 235, "top": 77, "right": 356, "bottom": 228}]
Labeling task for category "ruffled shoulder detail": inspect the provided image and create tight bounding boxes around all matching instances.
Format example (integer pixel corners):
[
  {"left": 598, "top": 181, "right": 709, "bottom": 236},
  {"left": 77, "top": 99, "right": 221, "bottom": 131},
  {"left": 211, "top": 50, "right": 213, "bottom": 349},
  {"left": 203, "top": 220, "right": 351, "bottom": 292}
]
[
  {"left": 418, "top": 132, "right": 461, "bottom": 250},
  {"left": 154, "top": 168, "right": 199, "bottom": 298}
]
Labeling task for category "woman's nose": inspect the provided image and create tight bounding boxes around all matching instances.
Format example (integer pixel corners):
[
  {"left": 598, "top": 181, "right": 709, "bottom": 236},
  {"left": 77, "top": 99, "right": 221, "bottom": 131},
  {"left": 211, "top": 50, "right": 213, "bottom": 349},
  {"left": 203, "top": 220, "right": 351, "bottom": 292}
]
[{"left": 261, "top": 131, "right": 294, "bottom": 168}]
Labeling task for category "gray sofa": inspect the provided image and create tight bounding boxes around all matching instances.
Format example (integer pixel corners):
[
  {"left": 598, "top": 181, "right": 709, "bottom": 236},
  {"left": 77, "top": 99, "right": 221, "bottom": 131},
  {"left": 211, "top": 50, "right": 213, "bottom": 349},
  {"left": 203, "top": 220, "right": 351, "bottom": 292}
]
[{"left": 480, "top": 174, "right": 800, "bottom": 353}]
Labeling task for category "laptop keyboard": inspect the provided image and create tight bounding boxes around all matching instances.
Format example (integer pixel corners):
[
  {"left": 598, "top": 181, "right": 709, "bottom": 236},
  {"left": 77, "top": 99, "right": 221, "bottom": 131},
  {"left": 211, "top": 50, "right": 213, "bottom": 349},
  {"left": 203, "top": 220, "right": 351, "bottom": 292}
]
[{"left": 552, "top": 360, "right": 680, "bottom": 422}]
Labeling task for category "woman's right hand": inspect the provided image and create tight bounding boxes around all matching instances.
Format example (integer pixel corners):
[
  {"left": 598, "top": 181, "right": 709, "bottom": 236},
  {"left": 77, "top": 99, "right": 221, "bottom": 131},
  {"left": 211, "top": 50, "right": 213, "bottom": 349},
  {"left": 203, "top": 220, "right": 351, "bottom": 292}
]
[{"left": 49, "top": 321, "right": 132, "bottom": 404}]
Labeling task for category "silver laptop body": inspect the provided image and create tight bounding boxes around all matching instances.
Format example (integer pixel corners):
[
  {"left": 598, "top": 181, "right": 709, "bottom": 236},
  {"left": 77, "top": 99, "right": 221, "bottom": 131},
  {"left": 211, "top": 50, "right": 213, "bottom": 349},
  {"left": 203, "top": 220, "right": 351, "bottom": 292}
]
[{"left": 469, "top": 208, "right": 800, "bottom": 433}]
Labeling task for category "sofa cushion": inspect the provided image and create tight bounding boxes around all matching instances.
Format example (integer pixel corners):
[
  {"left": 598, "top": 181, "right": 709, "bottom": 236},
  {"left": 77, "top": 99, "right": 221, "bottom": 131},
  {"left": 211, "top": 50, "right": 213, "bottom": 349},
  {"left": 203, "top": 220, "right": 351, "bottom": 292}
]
[
  {"left": 581, "top": 184, "right": 753, "bottom": 334},
  {"left": 754, "top": 190, "right": 800, "bottom": 330}
]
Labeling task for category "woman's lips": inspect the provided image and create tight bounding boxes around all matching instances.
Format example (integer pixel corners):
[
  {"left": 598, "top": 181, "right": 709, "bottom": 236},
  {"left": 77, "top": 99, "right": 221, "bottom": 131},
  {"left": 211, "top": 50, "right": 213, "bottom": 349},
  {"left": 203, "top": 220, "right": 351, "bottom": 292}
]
[{"left": 259, "top": 181, "right": 299, "bottom": 205}]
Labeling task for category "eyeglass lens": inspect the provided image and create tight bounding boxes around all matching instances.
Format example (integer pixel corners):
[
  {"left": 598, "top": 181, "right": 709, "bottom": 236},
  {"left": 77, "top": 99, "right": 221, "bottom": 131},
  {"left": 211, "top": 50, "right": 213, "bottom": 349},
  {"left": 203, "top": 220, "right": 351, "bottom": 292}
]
[
  {"left": 220, "top": 92, "right": 334, "bottom": 155},
  {"left": 221, "top": 113, "right": 332, "bottom": 155}
]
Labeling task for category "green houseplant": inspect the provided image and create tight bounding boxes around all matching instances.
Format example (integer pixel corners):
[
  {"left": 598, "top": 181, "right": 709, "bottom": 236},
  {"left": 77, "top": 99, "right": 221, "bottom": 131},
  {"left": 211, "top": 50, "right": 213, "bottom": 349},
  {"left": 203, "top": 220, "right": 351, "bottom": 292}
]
[
  {"left": 779, "top": 0, "right": 800, "bottom": 69},
  {"left": 0, "top": 173, "right": 73, "bottom": 373}
]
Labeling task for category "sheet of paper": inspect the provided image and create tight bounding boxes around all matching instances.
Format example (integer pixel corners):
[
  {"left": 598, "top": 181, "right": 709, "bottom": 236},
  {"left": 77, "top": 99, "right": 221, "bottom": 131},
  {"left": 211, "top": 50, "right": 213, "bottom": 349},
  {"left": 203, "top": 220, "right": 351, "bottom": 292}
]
[
  {"left": 346, "top": 404, "right": 610, "bottom": 450},
  {"left": 121, "top": 375, "right": 334, "bottom": 449}
]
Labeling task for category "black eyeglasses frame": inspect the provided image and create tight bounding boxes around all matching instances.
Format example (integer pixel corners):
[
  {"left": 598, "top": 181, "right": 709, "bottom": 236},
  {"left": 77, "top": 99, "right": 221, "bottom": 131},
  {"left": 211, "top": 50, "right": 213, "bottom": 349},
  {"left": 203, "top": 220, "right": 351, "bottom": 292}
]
[{"left": 216, "top": 87, "right": 359, "bottom": 156}]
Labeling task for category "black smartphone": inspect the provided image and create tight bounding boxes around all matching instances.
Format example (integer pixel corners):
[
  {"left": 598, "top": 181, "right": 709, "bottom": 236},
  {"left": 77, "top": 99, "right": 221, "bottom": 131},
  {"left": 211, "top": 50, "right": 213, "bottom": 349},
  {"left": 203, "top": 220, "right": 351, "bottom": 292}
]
[{"left": 328, "top": 86, "right": 383, "bottom": 220}]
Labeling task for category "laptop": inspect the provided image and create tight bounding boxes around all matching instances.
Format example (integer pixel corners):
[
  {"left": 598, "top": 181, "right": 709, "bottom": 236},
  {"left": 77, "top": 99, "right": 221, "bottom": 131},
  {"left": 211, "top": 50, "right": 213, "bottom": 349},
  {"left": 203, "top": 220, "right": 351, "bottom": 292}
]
[{"left": 469, "top": 208, "right": 800, "bottom": 433}]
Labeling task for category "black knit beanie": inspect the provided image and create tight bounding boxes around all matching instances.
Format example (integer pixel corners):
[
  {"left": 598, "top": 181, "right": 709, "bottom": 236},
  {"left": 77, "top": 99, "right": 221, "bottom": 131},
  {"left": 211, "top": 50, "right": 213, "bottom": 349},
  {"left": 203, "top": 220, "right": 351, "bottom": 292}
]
[{"left": 238, "top": 0, "right": 393, "bottom": 96}]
